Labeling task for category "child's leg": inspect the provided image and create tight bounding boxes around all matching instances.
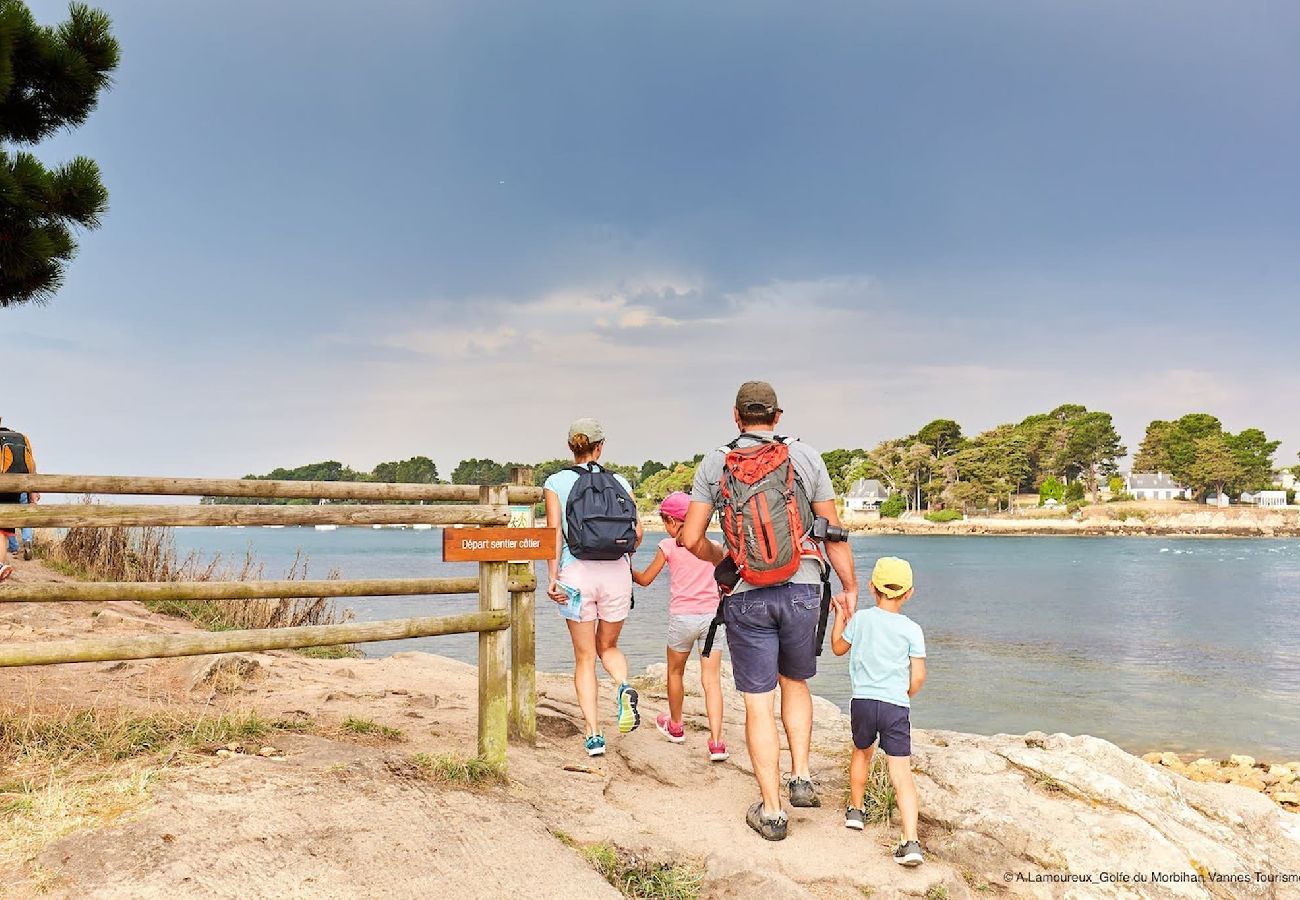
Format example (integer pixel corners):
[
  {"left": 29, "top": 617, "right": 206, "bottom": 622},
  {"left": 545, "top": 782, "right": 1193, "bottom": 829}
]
[
  {"left": 848, "top": 745, "right": 874, "bottom": 809},
  {"left": 886, "top": 755, "right": 919, "bottom": 842},
  {"left": 666, "top": 647, "right": 690, "bottom": 723},
  {"left": 698, "top": 646, "right": 725, "bottom": 743}
]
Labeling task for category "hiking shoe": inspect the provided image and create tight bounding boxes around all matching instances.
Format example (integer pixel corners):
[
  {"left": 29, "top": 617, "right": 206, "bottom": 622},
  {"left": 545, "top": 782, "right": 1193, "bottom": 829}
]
[
  {"left": 655, "top": 713, "right": 685, "bottom": 743},
  {"left": 845, "top": 807, "right": 866, "bottom": 830},
  {"left": 893, "top": 840, "right": 924, "bottom": 867},
  {"left": 0, "top": 563, "right": 12, "bottom": 582},
  {"left": 21, "top": 544, "right": 32, "bottom": 561},
  {"left": 616, "top": 683, "right": 640, "bottom": 733},
  {"left": 584, "top": 733, "right": 606, "bottom": 757},
  {"left": 745, "top": 801, "right": 788, "bottom": 841},
  {"left": 788, "top": 777, "right": 820, "bottom": 808},
  {"left": 708, "top": 739, "right": 729, "bottom": 762}
]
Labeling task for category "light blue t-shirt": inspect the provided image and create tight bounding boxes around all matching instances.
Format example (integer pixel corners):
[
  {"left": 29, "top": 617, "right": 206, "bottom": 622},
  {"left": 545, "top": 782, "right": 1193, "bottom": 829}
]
[
  {"left": 543, "top": 466, "right": 636, "bottom": 570},
  {"left": 842, "top": 606, "right": 926, "bottom": 708}
]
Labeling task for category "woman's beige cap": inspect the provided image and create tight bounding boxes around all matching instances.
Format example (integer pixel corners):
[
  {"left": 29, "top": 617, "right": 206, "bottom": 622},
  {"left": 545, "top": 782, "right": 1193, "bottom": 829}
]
[{"left": 567, "top": 417, "right": 605, "bottom": 442}]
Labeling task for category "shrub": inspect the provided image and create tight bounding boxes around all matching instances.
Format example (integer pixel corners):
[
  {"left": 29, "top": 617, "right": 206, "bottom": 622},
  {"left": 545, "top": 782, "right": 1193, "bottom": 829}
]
[
  {"left": 1064, "top": 480, "right": 1085, "bottom": 502},
  {"left": 1108, "top": 492, "right": 1135, "bottom": 503},
  {"left": 924, "top": 509, "right": 963, "bottom": 523},
  {"left": 879, "top": 494, "right": 906, "bottom": 518},
  {"left": 1038, "top": 476, "right": 1065, "bottom": 506}
]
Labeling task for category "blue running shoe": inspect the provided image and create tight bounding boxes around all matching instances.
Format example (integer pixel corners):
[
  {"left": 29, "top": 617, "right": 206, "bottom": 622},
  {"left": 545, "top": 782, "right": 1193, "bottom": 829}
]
[
  {"left": 584, "top": 733, "right": 606, "bottom": 757},
  {"left": 616, "top": 683, "right": 641, "bottom": 733}
]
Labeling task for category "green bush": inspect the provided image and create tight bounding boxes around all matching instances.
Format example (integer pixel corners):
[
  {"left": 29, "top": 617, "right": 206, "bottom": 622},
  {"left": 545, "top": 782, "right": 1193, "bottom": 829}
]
[
  {"left": 879, "top": 494, "right": 906, "bottom": 518},
  {"left": 924, "top": 509, "right": 963, "bottom": 523},
  {"left": 1066, "top": 500, "right": 1085, "bottom": 514},
  {"left": 1038, "top": 476, "right": 1065, "bottom": 506},
  {"left": 1064, "top": 480, "right": 1086, "bottom": 502},
  {"left": 1108, "top": 492, "right": 1135, "bottom": 503}
]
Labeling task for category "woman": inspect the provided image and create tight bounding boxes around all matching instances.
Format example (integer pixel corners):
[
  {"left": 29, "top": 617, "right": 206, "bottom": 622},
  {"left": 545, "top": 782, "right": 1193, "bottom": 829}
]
[{"left": 544, "top": 417, "right": 643, "bottom": 756}]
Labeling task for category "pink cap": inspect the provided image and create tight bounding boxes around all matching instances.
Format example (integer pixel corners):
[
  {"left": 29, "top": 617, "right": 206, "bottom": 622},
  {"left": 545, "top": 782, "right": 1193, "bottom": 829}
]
[{"left": 659, "top": 491, "right": 691, "bottom": 520}]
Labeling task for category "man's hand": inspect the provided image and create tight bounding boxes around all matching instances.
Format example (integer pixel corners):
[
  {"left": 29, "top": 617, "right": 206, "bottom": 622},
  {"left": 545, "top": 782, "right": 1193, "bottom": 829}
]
[{"left": 831, "top": 589, "right": 858, "bottom": 621}]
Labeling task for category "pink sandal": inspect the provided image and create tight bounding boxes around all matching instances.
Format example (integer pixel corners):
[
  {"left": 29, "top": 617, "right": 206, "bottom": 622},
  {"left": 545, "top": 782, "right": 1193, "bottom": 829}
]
[{"left": 0, "top": 563, "right": 13, "bottom": 582}]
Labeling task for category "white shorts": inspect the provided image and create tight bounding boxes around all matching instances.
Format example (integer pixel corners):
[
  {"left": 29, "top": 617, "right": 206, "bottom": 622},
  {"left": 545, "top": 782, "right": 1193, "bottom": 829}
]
[
  {"left": 666, "top": 612, "right": 721, "bottom": 654},
  {"left": 558, "top": 559, "right": 633, "bottom": 623}
]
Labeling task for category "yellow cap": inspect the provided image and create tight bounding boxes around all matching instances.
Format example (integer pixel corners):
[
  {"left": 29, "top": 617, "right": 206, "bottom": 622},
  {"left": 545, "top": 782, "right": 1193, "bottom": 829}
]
[{"left": 870, "top": 557, "right": 913, "bottom": 599}]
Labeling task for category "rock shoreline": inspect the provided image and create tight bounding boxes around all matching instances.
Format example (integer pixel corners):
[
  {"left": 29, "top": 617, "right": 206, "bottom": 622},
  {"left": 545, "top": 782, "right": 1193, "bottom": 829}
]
[{"left": 1143, "top": 752, "right": 1300, "bottom": 811}]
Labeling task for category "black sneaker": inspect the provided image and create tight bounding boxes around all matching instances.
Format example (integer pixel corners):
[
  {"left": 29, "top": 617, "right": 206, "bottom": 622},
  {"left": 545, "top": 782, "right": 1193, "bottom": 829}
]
[
  {"left": 746, "top": 801, "right": 788, "bottom": 841},
  {"left": 788, "top": 777, "right": 820, "bottom": 808},
  {"left": 893, "top": 840, "right": 924, "bottom": 866},
  {"left": 844, "top": 807, "right": 866, "bottom": 830}
]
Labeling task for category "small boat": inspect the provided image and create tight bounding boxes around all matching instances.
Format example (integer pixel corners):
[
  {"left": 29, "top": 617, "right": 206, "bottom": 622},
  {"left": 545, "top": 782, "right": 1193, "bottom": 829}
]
[
  {"left": 372, "top": 524, "right": 383, "bottom": 529},
  {"left": 263, "top": 525, "right": 285, "bottom": 529},
  {"left": 314, "top": 524, "right": 339, "bottom": 531}
]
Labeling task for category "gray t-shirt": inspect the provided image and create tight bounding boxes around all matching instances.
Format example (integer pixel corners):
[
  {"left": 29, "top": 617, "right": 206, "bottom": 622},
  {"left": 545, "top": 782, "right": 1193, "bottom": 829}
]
[{"left": 690, "top": 431, "right": 836, "bottom": 592}]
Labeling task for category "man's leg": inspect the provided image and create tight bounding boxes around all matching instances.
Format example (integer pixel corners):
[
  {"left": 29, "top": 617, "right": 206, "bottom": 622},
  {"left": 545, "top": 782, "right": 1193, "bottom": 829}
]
[
  {"left": 778, "top": 674, "right": 813, "bottom": 780},
  {"left": 742, "top": 689, "right": 782, "bottom": 814}
]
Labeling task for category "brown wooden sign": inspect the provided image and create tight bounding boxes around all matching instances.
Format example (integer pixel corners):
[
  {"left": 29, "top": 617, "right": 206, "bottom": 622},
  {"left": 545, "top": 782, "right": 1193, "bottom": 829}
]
[{"left": 442, "top": 527, "right": 556, "bottom": 562}]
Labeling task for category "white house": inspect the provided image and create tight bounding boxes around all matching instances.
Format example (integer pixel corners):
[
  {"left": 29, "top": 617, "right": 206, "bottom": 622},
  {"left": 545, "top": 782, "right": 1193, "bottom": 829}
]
[
  {"left": 1125, "top": 472, "right": 1184, "bottom": 501},
  {"left": 845, "top": 478, "right": 888, "bottom": 512},
  {"left": 1257, "top": 490, "right": 1288, "bottom": 508},
  {"left": 1273, "top": 471, "right": 1296, "bottom": 491}
]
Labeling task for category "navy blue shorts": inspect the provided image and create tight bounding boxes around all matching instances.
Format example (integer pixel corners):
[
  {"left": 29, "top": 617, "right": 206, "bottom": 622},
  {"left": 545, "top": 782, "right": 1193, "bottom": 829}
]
[
  {"left": 723, "top": 582, "right": 821, "bottom": 694},
  {"left": 851, "top": 698, "right": 912, "bottom": 757}
]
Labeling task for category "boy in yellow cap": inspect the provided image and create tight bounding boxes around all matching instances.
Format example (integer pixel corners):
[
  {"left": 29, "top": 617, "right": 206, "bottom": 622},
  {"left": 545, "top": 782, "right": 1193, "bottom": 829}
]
[{"left": 830, "top": 556, "right": 927, "bottom": 866}]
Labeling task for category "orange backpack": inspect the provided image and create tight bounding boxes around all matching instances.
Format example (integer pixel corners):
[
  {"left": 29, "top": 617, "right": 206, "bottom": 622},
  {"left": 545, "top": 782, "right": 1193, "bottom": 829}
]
[{"left": 717, "top": 435, "right": 816, "bottom": 587}]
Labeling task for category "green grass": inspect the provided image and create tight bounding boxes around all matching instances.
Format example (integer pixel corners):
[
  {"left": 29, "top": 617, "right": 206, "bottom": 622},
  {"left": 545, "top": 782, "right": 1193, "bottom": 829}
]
[
  {"left": 925, "top": 886, "right": 949, "bottom": 900},
  {"left": 924, "top": 509, "right": 963, "bottom": 523},
  {"left": 338, "top": 716, "right": 404, "bottom": 741},
  {"left": 409, "top": 752, "right": 506, "bottom": 785},
  {"left": 846, "top": 754, "right": 897, "bottom": 825},
  {"left": 581, "top": 842, "right": 703, "bottom": 900},
  {"left": 295, "top": 644, "right": 363, "bottom": 659}
]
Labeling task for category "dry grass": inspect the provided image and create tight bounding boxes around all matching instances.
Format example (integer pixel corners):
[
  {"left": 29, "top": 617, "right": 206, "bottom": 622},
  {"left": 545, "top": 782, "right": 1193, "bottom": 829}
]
[
  {"left": 407, "top": 752, "right": 505, "bottom": 785},
  {"left": 0, "top": 705, "right": 312, "bottom": 873},
  {"left": 43, "top": 521, "right": 359, "bottom": 654},
  {"left": 337, "top": 716, "right": 404, "bottom": 742},
  {"left": 580, "top": 842, "right": 703, "bottom": 899}
]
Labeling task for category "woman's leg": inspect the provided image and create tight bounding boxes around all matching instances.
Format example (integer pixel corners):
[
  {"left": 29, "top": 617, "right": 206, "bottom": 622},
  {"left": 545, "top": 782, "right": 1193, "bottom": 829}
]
[
  {"left": 666, "top": 647, "right": 691, "bottom": 723},
  {"left": 567, "top": 619, "right": 600, "bottom": 735},
  {"left": 595, "top": 619, "right": 628, "bottom": 685},
  {"left": 699, "top": 646, "right": 725, "bottom": 743}
]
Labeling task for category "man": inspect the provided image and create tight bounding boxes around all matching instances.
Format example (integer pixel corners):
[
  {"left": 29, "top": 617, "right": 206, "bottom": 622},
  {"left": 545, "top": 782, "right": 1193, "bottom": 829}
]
[
  {"left": 680, "top": 381, "right": 858, "bottom": 841},
  {"left": 0, "top": 419, "right": 37, "bottom": 580}
]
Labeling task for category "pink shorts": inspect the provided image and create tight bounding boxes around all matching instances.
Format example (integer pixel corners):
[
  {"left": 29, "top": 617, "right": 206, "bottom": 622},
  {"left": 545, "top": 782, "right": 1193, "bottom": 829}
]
[{"left": 558, "top": 559, "right": 633, "bottom": 623}]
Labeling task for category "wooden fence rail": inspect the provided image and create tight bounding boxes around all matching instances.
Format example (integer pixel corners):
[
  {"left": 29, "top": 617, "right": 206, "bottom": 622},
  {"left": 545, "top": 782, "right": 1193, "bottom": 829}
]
[
  {"left": 0, "top": 610, "right": 509, "bottom": 667},
  {"left": 0, "top": 473, "right": 542, "bottom": 504},
  {"left": 0, "top": 471, "right": 542, "bottom": 769},
  {"left": 0, "top": 503, "right": 508, "bottom": 529},
  {"left": 0, "top": 575, "right": 536, "bottom": 604}
]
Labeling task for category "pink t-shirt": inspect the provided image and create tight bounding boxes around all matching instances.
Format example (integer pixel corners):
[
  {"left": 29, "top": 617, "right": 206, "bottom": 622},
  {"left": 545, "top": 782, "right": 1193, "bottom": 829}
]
[{"left": 659, "top": 538, "right": 719, "bottom": 616}]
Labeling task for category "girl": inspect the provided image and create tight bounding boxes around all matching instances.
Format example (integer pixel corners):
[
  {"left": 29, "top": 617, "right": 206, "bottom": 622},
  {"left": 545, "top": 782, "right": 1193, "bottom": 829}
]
[
  {"left": 632, "top": 491, "right": 728, "bottom": 761},
  {"left": 544, "top": 417, "right": 643, "bottom": 757}
]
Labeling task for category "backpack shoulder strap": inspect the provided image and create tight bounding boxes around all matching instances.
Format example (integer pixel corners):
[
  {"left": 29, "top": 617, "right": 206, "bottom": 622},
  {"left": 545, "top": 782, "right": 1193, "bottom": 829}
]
[{"left": 567, "top": 463, "right": 601, "bottom": 476}]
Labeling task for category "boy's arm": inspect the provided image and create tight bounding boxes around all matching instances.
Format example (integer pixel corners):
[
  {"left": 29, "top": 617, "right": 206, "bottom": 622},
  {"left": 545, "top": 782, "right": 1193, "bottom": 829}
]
[
  {"left": 908, "top": 657, "right": 927, "bottom": 697},
  {"left": 830, "top": 603, "right": 853, "bottom": 656},
  {"left": 632, "top": 549, "right": 667, "bottom": 587}
]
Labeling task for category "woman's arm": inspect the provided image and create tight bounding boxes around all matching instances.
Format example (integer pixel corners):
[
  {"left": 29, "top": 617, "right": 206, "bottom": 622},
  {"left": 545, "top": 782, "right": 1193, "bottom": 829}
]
[
  {"left": 543, "top": 489, "right": 565, "bottom": 602},
  {"left": 632, "top": 549, "right": 667, "bottom": 587}
]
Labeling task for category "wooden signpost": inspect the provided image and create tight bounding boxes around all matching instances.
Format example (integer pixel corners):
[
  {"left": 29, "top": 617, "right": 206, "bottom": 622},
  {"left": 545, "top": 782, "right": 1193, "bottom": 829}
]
[{"left": 442, "top": 526, "right": 556, "bottom": 562}]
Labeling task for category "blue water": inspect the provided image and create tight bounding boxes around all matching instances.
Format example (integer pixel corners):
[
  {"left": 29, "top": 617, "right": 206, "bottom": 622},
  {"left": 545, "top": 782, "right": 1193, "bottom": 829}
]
[{"left": 172, "top": 528, "right": 1300, "bottom": 759}]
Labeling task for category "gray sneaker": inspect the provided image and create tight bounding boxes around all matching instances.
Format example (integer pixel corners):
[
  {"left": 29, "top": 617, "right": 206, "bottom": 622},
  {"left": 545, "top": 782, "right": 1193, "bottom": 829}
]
[
  {"left": 893, "top": 840, "right": 924, "bottom": 866},
  {"left": 746, "top": 801, "right": 788, "bottom": 841},
  {"left": 788, "top": 777, "right": 820, "bottom": 808},
  {"left": 844, "top": 806, "right": 866, "bottom": 830}
]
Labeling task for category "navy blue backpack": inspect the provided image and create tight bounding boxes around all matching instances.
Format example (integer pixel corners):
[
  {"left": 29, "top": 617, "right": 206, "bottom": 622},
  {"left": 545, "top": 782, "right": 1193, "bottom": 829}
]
[{"left": 564, "top": 463, "right": 638, "bottom": 560}]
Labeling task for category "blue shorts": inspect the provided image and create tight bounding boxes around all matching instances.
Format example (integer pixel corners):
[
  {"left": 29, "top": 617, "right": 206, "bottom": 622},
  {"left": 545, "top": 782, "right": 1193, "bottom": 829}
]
[
  {"left": 851, "top": 698, "right": 911, "bottom": 757},
  {"left": 723, "top": 581, "right": 821, "bottom": 694}
]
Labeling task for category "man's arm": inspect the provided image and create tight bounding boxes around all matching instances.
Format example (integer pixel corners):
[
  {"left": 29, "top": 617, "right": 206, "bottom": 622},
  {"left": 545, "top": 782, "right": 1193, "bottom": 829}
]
[
  {"left": 811, "top": 497, "right": 857, "bottom": 611},
  {"left": 908, "top": 657, "right": 927, "bottom": 697},
  {"left": 681, "top": 501, "right": 724, "bottom": 565}
]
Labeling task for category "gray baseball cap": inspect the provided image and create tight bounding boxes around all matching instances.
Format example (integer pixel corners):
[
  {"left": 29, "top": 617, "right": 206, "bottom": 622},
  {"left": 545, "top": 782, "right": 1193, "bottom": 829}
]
[
  {"left": 567, "top": 417, "right": 606, "bottom": 443},
  {"left": 734, "top": 381, "right": 781, "bottom": 415}
]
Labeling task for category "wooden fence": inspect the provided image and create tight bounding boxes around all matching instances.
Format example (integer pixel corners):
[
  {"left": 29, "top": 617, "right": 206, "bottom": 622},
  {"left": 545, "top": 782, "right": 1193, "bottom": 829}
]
[{"left": 0, "top": 470, "right": 542, "bottom": 768}]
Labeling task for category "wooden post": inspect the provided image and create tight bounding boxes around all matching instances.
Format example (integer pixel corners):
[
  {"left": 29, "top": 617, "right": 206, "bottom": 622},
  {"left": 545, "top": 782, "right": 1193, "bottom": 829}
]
[
  {"left": 478, "top": 484, "right": 510, "bottom": 767},
  {"left": 509, "top": 466, "right": 537, "bottom": 745}
]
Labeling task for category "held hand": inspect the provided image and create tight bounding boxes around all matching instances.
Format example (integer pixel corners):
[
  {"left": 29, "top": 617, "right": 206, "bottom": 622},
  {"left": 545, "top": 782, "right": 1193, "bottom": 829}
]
[
  {"left": 547, "top": 580, "right": 566, "bottom": 603},
  {"left": 832, "top": 590, "right": 858, "bottom": 620}
]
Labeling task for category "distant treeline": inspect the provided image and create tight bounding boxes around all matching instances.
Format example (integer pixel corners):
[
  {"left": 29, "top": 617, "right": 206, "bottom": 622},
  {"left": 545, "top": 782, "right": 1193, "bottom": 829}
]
[{"left": 203, "top": 408, "right": 1297, "bottom": 513}]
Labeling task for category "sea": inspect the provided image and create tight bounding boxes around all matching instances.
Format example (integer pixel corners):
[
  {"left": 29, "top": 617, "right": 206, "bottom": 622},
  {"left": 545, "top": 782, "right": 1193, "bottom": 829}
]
[{"left": 172, "top": 528, "right": 1300, "bottom": 760}]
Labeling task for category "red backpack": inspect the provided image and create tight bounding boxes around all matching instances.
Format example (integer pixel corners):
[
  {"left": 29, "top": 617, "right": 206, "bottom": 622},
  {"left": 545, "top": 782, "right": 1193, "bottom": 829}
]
[{"left": 717, "top": 435, "right": 816, "bottom": 587}]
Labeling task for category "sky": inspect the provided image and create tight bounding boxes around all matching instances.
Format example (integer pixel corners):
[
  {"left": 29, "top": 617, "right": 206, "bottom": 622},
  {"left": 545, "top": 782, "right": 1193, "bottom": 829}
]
[{"left": 6, "top": 0, "right": 1300, "bottom": 480}]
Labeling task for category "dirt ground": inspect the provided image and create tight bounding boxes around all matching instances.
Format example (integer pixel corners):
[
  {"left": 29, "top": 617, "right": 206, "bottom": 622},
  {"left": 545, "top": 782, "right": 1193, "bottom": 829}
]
[{"left": 0, "top": 556, "right": 965, "bottom": 899}]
